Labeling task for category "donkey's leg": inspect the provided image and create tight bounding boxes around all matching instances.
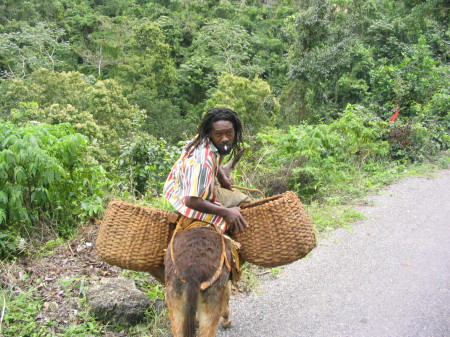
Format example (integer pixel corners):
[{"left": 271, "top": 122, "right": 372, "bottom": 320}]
[
  {"left": 220, "top": 280, "right": 232, "bottom": 328},
  {"left": 166, "top": 282, "right": 187, "bottom": 337},
  {"left": 197, "top": 286, "right": 225, "bottom": 337}
]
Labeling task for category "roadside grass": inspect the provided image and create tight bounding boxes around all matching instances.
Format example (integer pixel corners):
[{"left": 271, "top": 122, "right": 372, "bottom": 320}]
[
  {"left": 308, "top": 150, "right": 450, "bottom": 234},
  {"left": 308, "top": 203, "right": 367, "bottom": 233},
  {"left": 0, "top": 288, "right": 42, "bottom": 336}
]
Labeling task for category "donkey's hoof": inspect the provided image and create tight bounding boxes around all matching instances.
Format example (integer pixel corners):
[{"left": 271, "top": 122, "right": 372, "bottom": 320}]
[{"left": 221, "top": 318, "right": 232, "bottom": 329}]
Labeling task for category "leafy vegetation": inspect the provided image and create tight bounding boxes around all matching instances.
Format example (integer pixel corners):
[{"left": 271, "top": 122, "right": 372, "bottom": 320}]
[
  {"left": 116, "top": 136, "right": 181, "bottom": 196},
  {"left": 239, "top": 105, "right": 392, "bottom": 201},
  {"left": 0, "top": 122, "right": 107, "bottom": 257},
  {"left": 0, "top": 0, "right": 449, "bottom": 335}
]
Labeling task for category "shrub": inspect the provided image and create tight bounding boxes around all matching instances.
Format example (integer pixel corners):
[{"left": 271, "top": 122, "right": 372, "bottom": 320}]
[
  {"left": 240, "top": 105, "right": 390, "bottom": 201},
  {"left": 0, "top": 122, "right": 108, "bottom": 256},
  {"left": 116, "top": 136, "right": 181, "bottom": 197},
  {"left": 387, "top": 90, "right": 449, "bottom": 162}
]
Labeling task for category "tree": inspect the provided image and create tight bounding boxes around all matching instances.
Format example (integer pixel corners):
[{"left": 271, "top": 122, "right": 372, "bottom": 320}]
[
  {"left": 106, "top": 21, "right": 185, "bottom": 140},
  {"left": 190, "top": 19, "right": 260, "bottom": 77},
  {"left": 0, "top": 22, "right": 72, "bottom": 78},
  {"left": 179, "top": 18, "right": 262, "bottom": 105},
  {"left": 204, "top": 72, "right": 280, "bottom": 134},
  {"left": 58, "top": 0, "right": 99, "bottom": 39},
  {"left": 0, "top": 0, "right": 63, "bottom": 26},
  {"left": 76, "top": 17, "right": 133, "bottom": 77},
  {"left": 110, "top": 21, "right": 178, "bottom": 99},
  {"left": 285, "top": 0, "right": 360, "bottom": 121},
  {"left": 0, "top": 69, "right": 145, "bottom": 163},
  {"left": 369, "top": 38, "right": 442, "bottom": 118}
]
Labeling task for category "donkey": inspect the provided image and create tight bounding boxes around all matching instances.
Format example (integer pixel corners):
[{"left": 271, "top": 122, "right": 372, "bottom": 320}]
[{"left": 165, "top": 226, "right": 233, "bottom": 337}]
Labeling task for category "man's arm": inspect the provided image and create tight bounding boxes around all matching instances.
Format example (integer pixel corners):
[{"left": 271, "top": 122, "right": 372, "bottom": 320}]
[{"left": 185, "top": 196, "right": 248, "bottom": 233}]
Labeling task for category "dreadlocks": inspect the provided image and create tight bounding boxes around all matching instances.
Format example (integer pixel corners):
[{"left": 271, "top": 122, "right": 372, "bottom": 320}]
[{"left": 185, "top": 108, "right": 243, "bottom": 157}]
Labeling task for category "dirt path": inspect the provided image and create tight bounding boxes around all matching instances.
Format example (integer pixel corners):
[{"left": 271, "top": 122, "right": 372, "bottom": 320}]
[{"left": 218, "top": 169, "right": 450, "bottom": 337}]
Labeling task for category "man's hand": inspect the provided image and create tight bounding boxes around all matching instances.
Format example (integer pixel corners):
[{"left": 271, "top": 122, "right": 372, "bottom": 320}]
[
  {"left": 224, "top": 207, "right": 248, "bottom": 234},
  {"left": 185, "top": 197, "right": 248, "bottom": 233}
]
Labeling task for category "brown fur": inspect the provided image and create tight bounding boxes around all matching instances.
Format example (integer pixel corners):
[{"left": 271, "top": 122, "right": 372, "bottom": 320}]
[
  {"left": 165, "top": 226, "right": 232, "bottom": 337},
  {"left": 222, "top": 148, "right": 246, "bottom": 185}
]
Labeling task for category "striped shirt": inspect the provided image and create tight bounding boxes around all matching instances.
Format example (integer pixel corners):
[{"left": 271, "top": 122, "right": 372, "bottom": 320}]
[{"left": 163, "top": 139, "right": 227, "bottom": 231}]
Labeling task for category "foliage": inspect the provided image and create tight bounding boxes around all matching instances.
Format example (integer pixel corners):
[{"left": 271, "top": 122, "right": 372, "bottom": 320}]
[
  {"left": 0, "top": 0, "right": 64, "bottom": 26},
  {"left": 241, "top": 105, "right": 390, "bottom": 201},
  {"left": 369, "top": 38, "right": 443, "bottom": 117},
  {"left": 190, "top": 18, "right": 261, "bottom": 78},
  {"left": 179, "top": 17, "right": 263, "bottom": 106},
  {"left": 0, "top": 69, "right": 145, "bottom": 163},
  {"left": 105, "top": 20, "right": 190, "bottom": 141},
  {"left": 205, "top": 72, "right": 280, "bottom": 134},
  {"left": 0, "top": 0, "right": 448, "bottom": 334},
  {"left": 0, "top": 231, "right": 20, "bottom": 257},
  {"left": 0, "top": 122, "right": 108, "bottom": 256},
  {"left": 284, "top": 0, "right": 449, "bottom": 122},
  {"left": 109, "top": 20, "right": 178, "bottom": 99},
  {"left": 0, "top": 0, "right": 447, "bottom": 139},
  {"left": 387, "top": 116, "right": 450, "bottom": 163},
  {"left": 0, "top": 22, "right": 73, "bottom": 78},
  {"left": 116, "top": 136, "right": 181, "bottom": 196},
  {"left": 285, "top": 0, "right": 358, "bottom": 120}
]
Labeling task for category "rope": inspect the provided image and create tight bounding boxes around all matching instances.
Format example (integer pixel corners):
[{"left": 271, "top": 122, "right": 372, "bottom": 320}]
[{"left": 231, "top": 185, "right": 265, "bottom": 198}]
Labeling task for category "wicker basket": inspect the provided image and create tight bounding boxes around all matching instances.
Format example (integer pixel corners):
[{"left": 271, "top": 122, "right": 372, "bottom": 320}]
[
  {"left": 96, "top": 200, "right": 173, "bottom": 271},
  {"left": 233, "top": 191, "right": 316, "bottom": 268}
]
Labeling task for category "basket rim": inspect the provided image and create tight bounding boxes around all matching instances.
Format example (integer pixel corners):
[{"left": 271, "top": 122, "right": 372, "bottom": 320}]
[
  {"left": 239, "top": 191, "right": 296, "bottom": 210},
  {"left": 107, "top": 199, "right": 170, "bottom": 212}
]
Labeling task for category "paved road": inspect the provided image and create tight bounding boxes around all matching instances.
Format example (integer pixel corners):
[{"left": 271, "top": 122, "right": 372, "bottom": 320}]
[{"left": 218, "top": 169, "right": 450, "bottom": 337}]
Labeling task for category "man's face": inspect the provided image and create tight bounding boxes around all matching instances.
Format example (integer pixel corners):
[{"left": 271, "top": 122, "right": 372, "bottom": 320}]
[{"left": 210, "top": 120, "right": 235, "bottom": 155}]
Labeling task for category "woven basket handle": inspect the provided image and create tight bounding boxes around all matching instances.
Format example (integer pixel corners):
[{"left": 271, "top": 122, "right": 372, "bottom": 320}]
[{"left": 231, "top": 185, "right": 265, "bottom": 198}]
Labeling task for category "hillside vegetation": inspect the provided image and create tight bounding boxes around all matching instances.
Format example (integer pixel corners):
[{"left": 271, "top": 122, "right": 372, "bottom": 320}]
[{"left": 0, "top": 0, "right": 449, "bottom": 335}]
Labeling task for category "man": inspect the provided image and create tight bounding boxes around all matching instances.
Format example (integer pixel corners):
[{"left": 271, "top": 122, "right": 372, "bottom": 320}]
[
  {"left": 163, "top": 108, "right": 251, "bottom": 335},
  {"left": 163, "top": 107, "right": 250, "bottom": 234}
]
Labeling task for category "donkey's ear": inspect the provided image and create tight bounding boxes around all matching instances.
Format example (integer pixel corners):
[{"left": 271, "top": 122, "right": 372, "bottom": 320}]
[{"left": 223, "top": 148, "right": 247, "bottom": 172}]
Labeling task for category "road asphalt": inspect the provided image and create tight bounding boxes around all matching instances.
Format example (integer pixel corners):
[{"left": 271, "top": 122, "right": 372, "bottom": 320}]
[{"left": 217, "top": 169, "right": 450, "bottom": 337}]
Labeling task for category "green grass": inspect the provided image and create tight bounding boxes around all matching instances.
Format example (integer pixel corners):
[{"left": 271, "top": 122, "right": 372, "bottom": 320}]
[
  {"left": 0, "top": 282, "right": 171, "bottom": 337},
  {"left": 37, "top": 238, "right": 65, "bottom": 257},
  {"left": 126, "top": 307, "right": 171, "bottom": 337},
  {"left": 238, "top": 263, "right": 264, "bottom": 294},
  {"left": 307, "top": 150, "right": 450, "bottom": 233},
  {"left": 0, "top": 282, "right": 106, "bottom": 337},
  {"left": 308, "top": 202, "right": 367, "bottom": 233},
  {"left": 0, "top": 289, "right": 41, "bottom": 337}
]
